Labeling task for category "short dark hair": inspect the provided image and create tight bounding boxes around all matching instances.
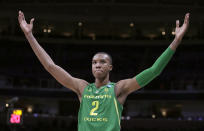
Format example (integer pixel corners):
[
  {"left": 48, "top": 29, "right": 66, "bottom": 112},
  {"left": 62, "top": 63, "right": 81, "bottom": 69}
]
[{"left": 94, "top": 52, "right": 112, "bottom": 65}]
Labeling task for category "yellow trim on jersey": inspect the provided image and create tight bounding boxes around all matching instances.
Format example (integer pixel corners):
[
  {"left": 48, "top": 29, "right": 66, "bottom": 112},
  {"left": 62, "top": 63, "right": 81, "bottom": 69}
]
[{"left": 114, "top": 98, "right": 120, "bottom": 126}]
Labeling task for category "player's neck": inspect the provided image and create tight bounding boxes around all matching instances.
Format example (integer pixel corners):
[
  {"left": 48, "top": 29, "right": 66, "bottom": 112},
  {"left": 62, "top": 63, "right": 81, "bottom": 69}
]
[{"left": 95, "top": 76, "right": 110, "bottom": 88}]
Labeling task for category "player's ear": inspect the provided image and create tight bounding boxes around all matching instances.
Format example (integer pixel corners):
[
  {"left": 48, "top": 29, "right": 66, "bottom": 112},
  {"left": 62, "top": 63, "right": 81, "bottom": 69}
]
[{"left": 109, "top": 65, "right": 113, "bottom": 71}]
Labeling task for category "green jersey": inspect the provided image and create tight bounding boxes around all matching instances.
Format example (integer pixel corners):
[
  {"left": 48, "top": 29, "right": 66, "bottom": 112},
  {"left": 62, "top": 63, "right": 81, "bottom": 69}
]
[{"left": 78, "top": 82, "right": 123, "bottom": 131}]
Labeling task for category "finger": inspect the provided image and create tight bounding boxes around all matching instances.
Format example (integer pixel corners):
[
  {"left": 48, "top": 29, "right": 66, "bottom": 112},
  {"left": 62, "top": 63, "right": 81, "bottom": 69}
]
[
  {"left": 21, "top": 11, "right": 25, "bottom": 21},
  {"left": 176, "top": 20, "right": 180, "bottom": 28},
  {"left": 184, "top": 13, "right": 190, "bottom": 24},
  {"left": 18, "top": 10, "right": 21, "bottom": 16},
  {"left": 19, "top": 11, "right": 25, "bottom": 20},
  {"left": 18, "top": 11, "right": 23, "bottom": 19},
  {"left": 18, "top": 11, "right": 23, "bottom": 23},
  {"left": 30, "top": 18, "right": 34, "bottom": 25}
]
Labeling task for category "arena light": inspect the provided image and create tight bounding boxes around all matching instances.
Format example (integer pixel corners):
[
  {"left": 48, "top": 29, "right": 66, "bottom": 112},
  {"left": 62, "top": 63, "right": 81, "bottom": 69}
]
[
  {"left": 47, "top": 29, "right": 51, "bottom": 33},
  {"left": 27, "top": 106, "right": 33, "bottom": 113},
  {"left": 7, "top": 108, "right": 23, "bottom": 125},
  {"left": 78, "top": 22, "right": 83, "bottom": 27},
  {"left": 126, "top": 116, "right": 131, "bottom": 120},
  {"left": 43, "top": 28, "right": 47, "bottom": 33},
  {"left": 152, "top": 114, "right": 156, "bottom": 119},
  {"left": 6, "top": 103, "right": 9, "bottom": 107},
  {"left": 129, "top": 22, "right": 134, "bottom": 27},
  {"left": 161, "top": 109, "right": 167, "bottom": 117},
  {"left": 121, "top": 116, "right": 125, "bottom": 120}
]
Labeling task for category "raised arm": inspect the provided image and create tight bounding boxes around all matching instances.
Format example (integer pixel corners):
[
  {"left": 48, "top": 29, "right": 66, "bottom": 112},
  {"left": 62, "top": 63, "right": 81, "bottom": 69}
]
[
  {"left": 18, "top": 11, "right": 88, "bottom": 98},
  {"left": 116, "top": 13, "right": 190, "bottom": 105}
]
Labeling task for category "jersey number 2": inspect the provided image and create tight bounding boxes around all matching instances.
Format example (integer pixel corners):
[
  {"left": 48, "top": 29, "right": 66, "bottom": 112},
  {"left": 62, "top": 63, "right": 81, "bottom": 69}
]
[{"left": 90, "top": 101, "right": 99, "bottom": 116}]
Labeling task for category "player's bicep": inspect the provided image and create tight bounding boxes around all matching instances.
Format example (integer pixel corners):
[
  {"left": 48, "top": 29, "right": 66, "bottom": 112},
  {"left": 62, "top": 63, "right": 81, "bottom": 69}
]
[
  {"left": 117, "top": 78, "right": 141, "bottom": 96},
  {"left": 47, "top": 64, "right": 88, "bottom": 94}
]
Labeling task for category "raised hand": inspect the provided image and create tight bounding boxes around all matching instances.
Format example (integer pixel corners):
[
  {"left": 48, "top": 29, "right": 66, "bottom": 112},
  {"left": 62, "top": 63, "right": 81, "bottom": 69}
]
[
  {"left": 18, "top": 11, "right": 34, "bottom": 35},
  {"left": 175, "top": 13, "right": 190, "bottom": 40}
]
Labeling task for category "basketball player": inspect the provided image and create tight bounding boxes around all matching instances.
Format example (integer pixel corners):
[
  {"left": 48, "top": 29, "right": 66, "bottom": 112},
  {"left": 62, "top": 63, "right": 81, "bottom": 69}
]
[{"left": 18, "top": 11, "right": 190, "bottom": 131}]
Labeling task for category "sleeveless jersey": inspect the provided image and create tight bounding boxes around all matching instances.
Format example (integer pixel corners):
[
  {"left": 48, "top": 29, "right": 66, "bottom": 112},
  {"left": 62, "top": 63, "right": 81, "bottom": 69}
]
[{"left": 78, "top": 82, "right": 123, "bottom": 131}]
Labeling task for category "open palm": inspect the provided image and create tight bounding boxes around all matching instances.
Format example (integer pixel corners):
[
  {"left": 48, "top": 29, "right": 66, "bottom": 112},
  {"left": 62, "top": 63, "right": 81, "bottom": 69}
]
[
  {"left": 18, "top": 11, "right": 34, "bottom": 34},
  {"left": 175, "top": 13, "right": 190, "bottom": 40}
]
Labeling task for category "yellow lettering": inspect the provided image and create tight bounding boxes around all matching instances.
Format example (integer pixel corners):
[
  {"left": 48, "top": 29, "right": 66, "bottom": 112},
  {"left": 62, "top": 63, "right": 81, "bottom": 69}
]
[
  {"left": 83, "top": 95, "right": 112, "bottom": 99},
  {"left": 83, "top": 117, "right": 108, "bottom": 122},
  {"left": 97, "top": 118, "right": 102, "bottom": 121},
  {"left": 103, "top": 118, "right": 108, "bottom": 122}
]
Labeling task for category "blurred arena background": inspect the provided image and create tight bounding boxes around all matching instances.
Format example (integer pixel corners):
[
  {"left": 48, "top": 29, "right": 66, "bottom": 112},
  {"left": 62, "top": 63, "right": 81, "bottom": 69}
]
[{"left": 0, "top": 0, "right": 204, "bottom": 131}]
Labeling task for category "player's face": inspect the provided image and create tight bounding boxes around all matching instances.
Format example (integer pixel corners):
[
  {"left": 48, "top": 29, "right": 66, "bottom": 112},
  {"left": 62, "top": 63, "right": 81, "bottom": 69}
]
[{"left": 92, "top": 54, "right": 112, "bottom": 79}]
